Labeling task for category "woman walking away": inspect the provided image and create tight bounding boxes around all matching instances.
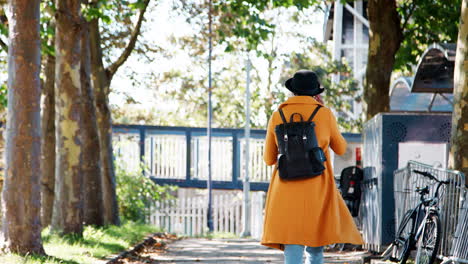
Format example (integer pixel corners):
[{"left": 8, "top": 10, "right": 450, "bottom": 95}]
[{"left": 261, "top": 70, "right": 363, "bottom": 264}]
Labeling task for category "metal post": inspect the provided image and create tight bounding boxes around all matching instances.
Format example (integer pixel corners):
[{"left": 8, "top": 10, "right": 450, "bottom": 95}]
[
  {"left": 232, "top": 131, "right": 239, "bottom": 185},
  {"left": 353, "top": 1, "right": 363, "bottom": 80},
  {"left": 332, "top": 0, "right": 343, "bottom": 84},
  {"left": 241, "top": 53, "right": 251, "bottom": 237},
  {"left": 206, "top": 0, "right": 214, "bottom": 233},
  {"left": 352, "top": 0, "right": 364, "bottom": 119},
  {"left": 139, "top": 128, "right": 146, "bottom": 175},
  {"left": 186, "top": 130, "right": 191, "bottom": 181}
]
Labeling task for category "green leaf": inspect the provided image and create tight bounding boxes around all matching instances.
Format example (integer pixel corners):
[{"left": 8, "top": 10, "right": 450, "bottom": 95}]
[
  {"left": 0, "top": 84, "right": 7, "bottom": 110},
  {"left": 129, "top": 1, "right": 146, "bottom": 10}
]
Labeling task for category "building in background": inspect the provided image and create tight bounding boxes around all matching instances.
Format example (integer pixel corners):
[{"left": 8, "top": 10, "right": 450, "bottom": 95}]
[{"left": 323, "top": 0, "right": 369, "bottom": 120}]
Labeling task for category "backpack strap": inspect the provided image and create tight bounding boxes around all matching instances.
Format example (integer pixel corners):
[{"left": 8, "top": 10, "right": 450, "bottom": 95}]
[
  {"left": 307, "top": 105, "right": 322, "bottom": 122},
  {"left": 278, "top": 108, "right": 288, "bottom": 124},
  {"left": 278, "top": 108, "right": 289, "bottom": 143}
]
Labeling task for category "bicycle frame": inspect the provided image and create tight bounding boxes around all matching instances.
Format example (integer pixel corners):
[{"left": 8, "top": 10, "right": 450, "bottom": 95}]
[
  {"left": 405, "top": 201, "right": 425, "bottom": 243},
  {"left": 414, "top": 205, "right": 438, "bottom": 246},
  {"left": 400, "top": 179, "right": 446, "bottom": 253}
]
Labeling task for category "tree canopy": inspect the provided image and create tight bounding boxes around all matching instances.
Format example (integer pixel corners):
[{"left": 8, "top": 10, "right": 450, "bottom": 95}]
[{"left": 395, "top": 0, "right": 461, "bottom": 73}]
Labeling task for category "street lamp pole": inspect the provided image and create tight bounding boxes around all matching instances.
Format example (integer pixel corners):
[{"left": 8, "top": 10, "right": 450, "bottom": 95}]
[
  {"left": 207, "top": 0, "right": 214, "bottom": 232},
  {"left": 241, "top": 53, "right": 251, "bottom": 237}
]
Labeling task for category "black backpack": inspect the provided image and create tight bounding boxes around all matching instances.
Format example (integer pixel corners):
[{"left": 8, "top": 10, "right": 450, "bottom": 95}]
[{"left": 274, "top": 105, "right": 327, "bottom": 180}]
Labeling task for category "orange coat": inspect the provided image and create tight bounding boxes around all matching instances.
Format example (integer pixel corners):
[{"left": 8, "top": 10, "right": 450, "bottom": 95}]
[{"left": 261, "top": 96, "right": 364, "bottom": 250}]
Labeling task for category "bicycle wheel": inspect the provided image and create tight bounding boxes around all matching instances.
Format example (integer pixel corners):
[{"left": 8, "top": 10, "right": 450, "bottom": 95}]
[
  {"left": 415, "top": 213, "right": 441, "bottom": 264},
  {"left": 391, "top": 210, "right": 416, "bottom": 264}
]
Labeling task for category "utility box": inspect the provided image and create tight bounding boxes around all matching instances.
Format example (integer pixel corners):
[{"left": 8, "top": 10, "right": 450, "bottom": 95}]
[{"left": 360, "top": 113, "right": 451, "bottom": 252}]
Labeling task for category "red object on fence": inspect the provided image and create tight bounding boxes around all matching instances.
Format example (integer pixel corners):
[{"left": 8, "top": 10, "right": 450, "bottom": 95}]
[{"left": 356, "top": 147, "right": 362, "bottom": 167}]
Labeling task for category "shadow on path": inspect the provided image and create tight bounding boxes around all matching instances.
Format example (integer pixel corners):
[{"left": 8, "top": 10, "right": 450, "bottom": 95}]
[
  {"left": 144, "top": 238, "right": 283, "bottom": 264},
  {"left": 110, "top": 237, "right": 371, "bottom": 264}
]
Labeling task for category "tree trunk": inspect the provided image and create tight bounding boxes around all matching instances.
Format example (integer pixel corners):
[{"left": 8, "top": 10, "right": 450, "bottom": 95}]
[
  {"left": 1, "top": 0, "right": 45, "bottom": 254},
  {"left": 87, "top": 0, "right": 150, "bottom": 225},
  {"left": 51, "top": 0, "right": 84, "bottom": 235},
  {"left": 81, "top": 19, "right": 104, "bottom": 226},
  {"left": 41, "top": 52, "right": 56, "bottom": 228},
  {"left": 449, "top": 0, "right": 468, "bottom": 186},
  {"left": 364, "top": 0, "right": 403, "bottom": 120},
  {"left": 89, "top": 18, "right": 120, "bottom": 226}
]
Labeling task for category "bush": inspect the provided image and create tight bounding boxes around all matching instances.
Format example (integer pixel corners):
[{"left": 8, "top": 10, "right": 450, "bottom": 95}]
[{"left": 115, "top": 162, "right": 176, "bottom": 222}]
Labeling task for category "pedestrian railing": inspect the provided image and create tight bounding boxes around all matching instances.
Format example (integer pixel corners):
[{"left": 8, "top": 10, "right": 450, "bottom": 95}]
[
  {"left": 393, "top": 161, "right": 466, "bottom": 258},
  {"left": 360, "top": 177, "right": 381, "bottom": 252},
  {"left": 442, "top": 190, "right": 468, "bottom": 264},
  {"left": 111, "top": 125, "right": 272, "bottom": 191},
  {"left": 112, "top": 124, "right": 361, "bottom": 191}
]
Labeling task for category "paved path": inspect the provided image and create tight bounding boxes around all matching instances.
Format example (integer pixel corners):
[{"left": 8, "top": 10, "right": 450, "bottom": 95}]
[{"left": 142, "top": 238, "right": 370, "bottom": 264}]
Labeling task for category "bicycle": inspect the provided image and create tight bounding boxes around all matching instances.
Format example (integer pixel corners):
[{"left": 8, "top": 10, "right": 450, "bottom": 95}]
[{"left": 381, "top": 170, "right": 450, "bottom": 264}]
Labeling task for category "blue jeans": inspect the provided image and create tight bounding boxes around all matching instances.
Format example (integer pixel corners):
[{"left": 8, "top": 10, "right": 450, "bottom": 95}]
[{"left": 284, "top": 244, "right": 324, "bottom": 264}]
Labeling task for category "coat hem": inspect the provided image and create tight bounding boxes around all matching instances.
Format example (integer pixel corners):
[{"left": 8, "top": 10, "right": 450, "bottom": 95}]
[{"left": 260, "top": 239, "right": 364, "bottom": 251}]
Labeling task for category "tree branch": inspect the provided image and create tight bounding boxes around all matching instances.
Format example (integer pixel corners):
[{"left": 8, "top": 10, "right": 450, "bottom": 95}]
[
  {"left": 106, "top": 0, "right": 151, "bottom": 78},
  {"left": 0, "top": 9, "right": 8, "bottom": 53},
  {"left": 401, "top": 1, "right": 417, "bottom": 34},
  {"left": 0, "top": 38, "right": 7, "bottom": 53}
]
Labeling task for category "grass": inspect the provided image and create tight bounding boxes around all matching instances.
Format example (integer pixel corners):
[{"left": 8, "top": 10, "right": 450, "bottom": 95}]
[{"left": 0, "top": 221, "right": 161, "bottom": 264}]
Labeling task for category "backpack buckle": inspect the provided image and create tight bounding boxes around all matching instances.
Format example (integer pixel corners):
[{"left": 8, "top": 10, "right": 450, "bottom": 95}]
[{"left": 284, "top": 134, "right": 288, "bottom": 141}]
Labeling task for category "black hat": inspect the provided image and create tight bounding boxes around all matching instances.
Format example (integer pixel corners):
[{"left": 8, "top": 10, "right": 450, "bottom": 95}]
[{"left": 285, "top": 70, "right": 324, "bottom": 96}]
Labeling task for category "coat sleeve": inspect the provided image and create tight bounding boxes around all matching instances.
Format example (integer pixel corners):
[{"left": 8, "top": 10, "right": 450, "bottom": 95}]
[
  {"left": 263, "top": 113, "right": 278, "bottom": 166},
  {"left": 329, "top": 110, "right": 347, "bottom": 155}
]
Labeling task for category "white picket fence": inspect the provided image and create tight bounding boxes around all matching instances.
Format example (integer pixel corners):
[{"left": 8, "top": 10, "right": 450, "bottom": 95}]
[{"left": 149, "top": 192, "right": 266, "bottom": 239}]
